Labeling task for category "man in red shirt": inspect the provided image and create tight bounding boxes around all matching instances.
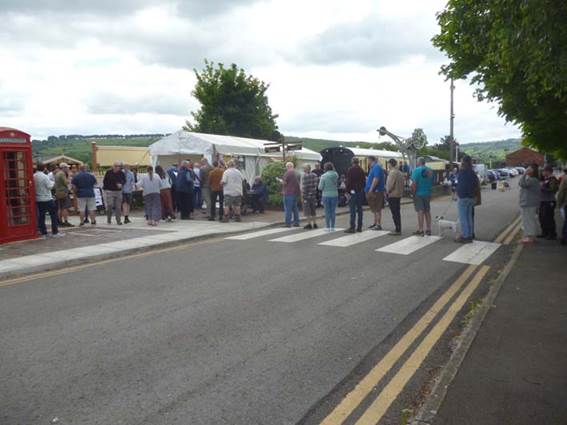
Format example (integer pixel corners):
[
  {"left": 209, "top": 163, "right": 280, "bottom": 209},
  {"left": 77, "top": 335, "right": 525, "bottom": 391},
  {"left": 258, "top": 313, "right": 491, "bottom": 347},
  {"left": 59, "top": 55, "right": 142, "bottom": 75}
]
[{"left": 282, "top": 162, "right": 301, "bottom": 227}]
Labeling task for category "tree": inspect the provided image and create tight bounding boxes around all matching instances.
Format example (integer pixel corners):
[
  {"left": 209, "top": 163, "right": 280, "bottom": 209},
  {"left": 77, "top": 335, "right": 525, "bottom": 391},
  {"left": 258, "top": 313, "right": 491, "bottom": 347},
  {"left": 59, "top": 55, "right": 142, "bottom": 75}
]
[
  {"left": 433, "top": 1, "right": 567, "bottom": 158},
  {"left": 185, "top": 60, "right": 281, "bottom": 141}
]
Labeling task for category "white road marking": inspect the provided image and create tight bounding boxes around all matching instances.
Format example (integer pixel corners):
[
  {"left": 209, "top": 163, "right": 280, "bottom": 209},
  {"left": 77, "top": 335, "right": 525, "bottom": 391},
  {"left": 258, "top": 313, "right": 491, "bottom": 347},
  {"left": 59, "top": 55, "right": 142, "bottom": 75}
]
[
  {"left": 319, "top": 230, "right": 390, "bottom": 247},
  {"left": 269, "top": 228, "right": 344, "bottom": 243},
  {"left": 376, "top": 235, "right": 442, "bottom": 255},
  {"left": 443, "top": 240, "right": 501, "bottom": 265},
  {"left": 225, "top": 227, "right": 298, "bottom": 240}
]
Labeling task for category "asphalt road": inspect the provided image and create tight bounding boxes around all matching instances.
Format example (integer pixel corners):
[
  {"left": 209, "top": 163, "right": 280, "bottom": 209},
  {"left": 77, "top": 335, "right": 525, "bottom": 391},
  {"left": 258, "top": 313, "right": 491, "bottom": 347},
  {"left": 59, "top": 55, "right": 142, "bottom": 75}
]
[{"left": 1, "top": 185, "right": 521, "bottom": 425}]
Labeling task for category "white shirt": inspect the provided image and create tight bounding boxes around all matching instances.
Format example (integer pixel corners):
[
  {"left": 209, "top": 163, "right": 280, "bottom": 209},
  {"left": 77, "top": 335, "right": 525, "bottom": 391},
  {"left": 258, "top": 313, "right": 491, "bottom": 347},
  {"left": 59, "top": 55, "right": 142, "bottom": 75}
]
[
  {"left": 160, "top": 175, "right": 171, "bottom": 190},
  {"left": 34, "top": 171, "right": 54, "bottom": 202},
  {"left": 137, "top": 174, "right": 162, "bottom": 196},
  {"left": 221, "top": 168, "right": 244, "bottom": 196}
]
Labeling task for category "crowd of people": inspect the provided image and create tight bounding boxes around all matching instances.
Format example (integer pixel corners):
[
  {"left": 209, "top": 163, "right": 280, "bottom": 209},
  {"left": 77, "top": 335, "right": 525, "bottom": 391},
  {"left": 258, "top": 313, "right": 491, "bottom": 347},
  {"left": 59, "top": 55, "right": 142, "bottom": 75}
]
[
  {"left": 32, "top": 157, "right": 270, "bottom": 236},
  {"left": 32, "top": 154, "right": 567, "bottom": 245},
  {"left": 280, "top": 155, "right": 433, "bottom": 237},
  {"left": 518, "top": 164, "right": 567, "bottom": 245}
]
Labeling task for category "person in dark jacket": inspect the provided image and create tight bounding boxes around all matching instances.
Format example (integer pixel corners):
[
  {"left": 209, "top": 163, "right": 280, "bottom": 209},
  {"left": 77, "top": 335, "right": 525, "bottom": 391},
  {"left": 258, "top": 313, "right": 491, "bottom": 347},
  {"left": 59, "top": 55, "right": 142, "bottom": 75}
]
[
  {"left": 175, "top": 161, "right": 194, "bottom": 219},
  {"left": 456, "top": 155, "right": 479, "bottom": 243},
  {"left": 102, "top": 161, "right": 126, "bottom": 225},
  {"left": 345, "top": 157, "right": 366, "bottom": 233},
  {"left": 539, "top": 165, "right": 559, "bottom": 239},
  {"left": 250, "top": 177, "right": 268, "bottom": 213},
  {"left": 167, "top": 164, "right": 179, "bottom": 212}
]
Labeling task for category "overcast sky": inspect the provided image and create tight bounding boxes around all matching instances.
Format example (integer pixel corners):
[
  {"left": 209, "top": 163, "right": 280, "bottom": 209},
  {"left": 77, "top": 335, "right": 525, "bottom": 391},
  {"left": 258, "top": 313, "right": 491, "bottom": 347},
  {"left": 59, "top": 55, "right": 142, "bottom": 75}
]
[{"left": 0, "top": 0, "right": 520, "bottom": 143}]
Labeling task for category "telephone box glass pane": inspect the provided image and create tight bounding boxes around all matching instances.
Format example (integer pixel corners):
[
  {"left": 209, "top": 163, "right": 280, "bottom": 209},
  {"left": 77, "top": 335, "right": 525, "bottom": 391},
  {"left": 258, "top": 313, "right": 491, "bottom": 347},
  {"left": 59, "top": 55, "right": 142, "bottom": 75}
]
[{"left": 3, "top": 151, "right": 31, "bottom": 226}]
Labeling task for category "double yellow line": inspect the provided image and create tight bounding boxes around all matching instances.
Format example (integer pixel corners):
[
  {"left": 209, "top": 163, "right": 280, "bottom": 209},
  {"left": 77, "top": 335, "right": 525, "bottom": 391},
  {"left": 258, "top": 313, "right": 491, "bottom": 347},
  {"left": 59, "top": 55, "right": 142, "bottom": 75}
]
[
  {"left": 495, "top": 215, "right": 522, "bottom": 245},
  {"left": 320, "top": 217, "right": 519, "bottom": 425}
]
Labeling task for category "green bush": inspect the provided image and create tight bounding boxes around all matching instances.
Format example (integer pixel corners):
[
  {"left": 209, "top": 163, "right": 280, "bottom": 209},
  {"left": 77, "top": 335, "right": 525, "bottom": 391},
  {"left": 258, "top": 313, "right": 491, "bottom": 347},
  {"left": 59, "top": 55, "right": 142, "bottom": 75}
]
[{"left": 261, "top": 161, "right": 286, "bottom": 207}]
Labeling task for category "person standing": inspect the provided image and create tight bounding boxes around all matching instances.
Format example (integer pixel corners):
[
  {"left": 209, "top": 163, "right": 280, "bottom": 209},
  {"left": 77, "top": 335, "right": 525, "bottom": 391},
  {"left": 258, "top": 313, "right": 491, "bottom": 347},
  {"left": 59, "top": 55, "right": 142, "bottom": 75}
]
[
  {"left": 137, "top": 166, "right": 162, "bottom": 226},
  {"left": 71, "top": 164, "right": 97, "bottom": 226},
  {"left": 34, "top": 163, "right": 63, "bottom": 238},
  {"left": 455, "top": 156, "right": 479, "bottom": 243},
  {"left": 312, "top": 162, "right": 324, "bottom": 208},
  {"left": 556, "top": 168, "right": 567, "bottom": 245},
  {"left": 221, "top": 160, "right": 244, "bottom": 222},
  {"left": 102, "top": 161, "right": 126, "bottom": 225},
  {"left": 411, "top": 157, "right": 434, "bottom": 236},
  {"left": 167, "top": 163, "right": 179, "bottom": 213},
  {"left": 54, "top": 163, "right": 74, "bottom": 227},
  {"left": 519, "top": 165, "right": 541, "bottom": 244},
  {"left": 318, "top": 162, "right": 339, "bottom": 231},
  {"left": 301, "top": 164, "right": 319, "bottom": 229},
  {"left": 193, "top": 161, "right": 202, "bottom": 210},
  {"left": 209, "top": 161, "right": 224, "bottom": 221},
  {"left": 251, "top": 176, "right": 268, "bottom": 214},
  {"left": 386, "top": 158, "right": 404, "bottom": 235},
  {"left": 122, "top": 163, "right": 135, "bottom": 224},
  {"left": 282, "top": 162, "right": 301, "bottom": 227},
  {"left": 175, "top": 161, "right": 194, "bottom": 220},
  {"left": 539, "top": 165, "right": 559, "bottom": 240},
  {"left": 200, "top": 158, "right": 212, "bottom": 218},
  {"left": 365, "top": 156, "right": 385, "bottom": 230},
  {"left": 345, "top": 157, "right": 366, "bottom": 233},
  {"left": 155, "top": 165, "right": 175, "bottom": 221}
]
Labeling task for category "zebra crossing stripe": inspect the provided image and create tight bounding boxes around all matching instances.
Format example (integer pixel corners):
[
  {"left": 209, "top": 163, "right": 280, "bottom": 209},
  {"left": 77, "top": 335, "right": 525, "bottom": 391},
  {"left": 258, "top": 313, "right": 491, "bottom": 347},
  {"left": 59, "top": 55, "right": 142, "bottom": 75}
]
[
  {"left": 225, "top": 227, "right": 298, "bottom": 240},
  {"left": 376, "top": 235, "right": 442, "bottom": 255},
  {"left": 443, "top": 240, "right": 501, "bottom": 265},
  {"left": 319, "top": 230, "right": 390, "bottom": 247},
  {"left": 269, "top": 228, "right": 344, "bottom": 243}
]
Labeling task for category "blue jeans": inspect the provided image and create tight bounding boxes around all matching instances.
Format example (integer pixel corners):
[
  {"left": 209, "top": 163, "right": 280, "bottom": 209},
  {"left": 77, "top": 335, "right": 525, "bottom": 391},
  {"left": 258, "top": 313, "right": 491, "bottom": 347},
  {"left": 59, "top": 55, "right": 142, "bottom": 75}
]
[
  {"left": 349, "top": 192, "right": 363, "bottom": 230},
  {"left": 194, "top": 186, "right": 202, "bottom": 209},
  {"left": 323, "top": 196, "right": 338, "bottom": 229},
  {"left": 458, "top": 197, "right": 475, "bottom": 238},
  {"left": 283, "top": 195, "right": 300, "bottom": 225}
]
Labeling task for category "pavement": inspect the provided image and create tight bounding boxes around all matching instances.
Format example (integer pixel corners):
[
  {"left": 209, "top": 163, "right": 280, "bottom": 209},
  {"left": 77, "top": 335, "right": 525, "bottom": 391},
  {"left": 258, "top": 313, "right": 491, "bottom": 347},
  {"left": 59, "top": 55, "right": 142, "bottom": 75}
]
[
  {"left": 0, "top": 206, "right": 355, "bottom": 279},
  {"left": 432, "top": 238, "right": 567, "bottom": 425},
  {"left": 0, "top": 184, "right": 527, "bottom": 425}
]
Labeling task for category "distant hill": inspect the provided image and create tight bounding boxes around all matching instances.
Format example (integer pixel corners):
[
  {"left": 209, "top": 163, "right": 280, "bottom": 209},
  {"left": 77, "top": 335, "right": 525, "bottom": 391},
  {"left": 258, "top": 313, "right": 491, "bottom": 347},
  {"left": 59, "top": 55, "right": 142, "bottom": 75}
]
[
  {"left": 32, "top": 134, "right": 164, "bottom": 164},
  {"left": 32, "top": 133, "right": 522, "bottom": 165},
  {"left": 460, "top": 138, "right": 522, "bottom": 163}
]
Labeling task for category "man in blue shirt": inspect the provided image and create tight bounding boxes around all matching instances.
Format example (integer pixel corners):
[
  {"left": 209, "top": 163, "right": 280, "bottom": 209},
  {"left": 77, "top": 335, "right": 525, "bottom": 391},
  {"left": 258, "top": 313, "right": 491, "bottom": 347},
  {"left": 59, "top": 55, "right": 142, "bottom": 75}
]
[
  {"left": 365, "top": 156, "right": 385, "bottom": 230},
  {"left": 71, "top": 164, "right": 98, "bottom": 226},
  {"left": 411, "top": 157, "right": 434, "bottom": 236}
]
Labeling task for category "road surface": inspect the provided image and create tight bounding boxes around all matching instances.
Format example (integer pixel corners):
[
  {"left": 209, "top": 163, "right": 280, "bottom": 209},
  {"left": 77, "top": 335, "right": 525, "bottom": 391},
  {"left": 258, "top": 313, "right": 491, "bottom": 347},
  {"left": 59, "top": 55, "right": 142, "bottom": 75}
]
[{"left": 1, "top": 185, "right": 520, "bottom": 425}]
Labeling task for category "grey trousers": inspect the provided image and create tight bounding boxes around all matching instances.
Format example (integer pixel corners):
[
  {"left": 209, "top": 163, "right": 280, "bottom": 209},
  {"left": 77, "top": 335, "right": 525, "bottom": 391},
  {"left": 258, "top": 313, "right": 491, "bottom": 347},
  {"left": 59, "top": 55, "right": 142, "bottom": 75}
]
[
  {"left": 105, "top": 190, "right": 122, "bottom": 221},
  {"left": 201, "top": 187, "right": 212, "bottom": 217},
  {"left": 521, "top": 206, "right": 539, "bottom": 237}
]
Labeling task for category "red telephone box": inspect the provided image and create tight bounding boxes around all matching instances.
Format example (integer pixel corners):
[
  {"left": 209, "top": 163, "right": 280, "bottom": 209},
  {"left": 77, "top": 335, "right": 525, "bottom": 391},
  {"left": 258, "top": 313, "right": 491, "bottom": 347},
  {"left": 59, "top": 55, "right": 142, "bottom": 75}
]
[{"left": 0, "top": 127, "right": 37, "bottom": 244}]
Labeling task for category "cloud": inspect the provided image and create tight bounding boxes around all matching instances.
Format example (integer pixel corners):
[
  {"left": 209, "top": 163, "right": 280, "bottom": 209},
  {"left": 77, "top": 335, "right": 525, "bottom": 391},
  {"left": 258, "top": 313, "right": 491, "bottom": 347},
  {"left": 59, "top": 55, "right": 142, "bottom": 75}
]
[
  {"left": 297, "top": 14, "right": 444, "bottom": 67},
  {"left": 87, "top": 93, "right": 188, "bottom": 115},
  {"left": 0, "top": 0, "right": 259, "bottom": 17}
]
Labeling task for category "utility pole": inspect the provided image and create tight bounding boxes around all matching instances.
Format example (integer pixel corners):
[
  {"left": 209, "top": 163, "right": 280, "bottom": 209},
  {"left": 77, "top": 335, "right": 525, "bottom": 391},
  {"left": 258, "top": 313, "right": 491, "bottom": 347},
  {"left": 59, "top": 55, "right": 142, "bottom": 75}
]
[{"left": 449, "top": 78, "right": 455, "bottom": 164}]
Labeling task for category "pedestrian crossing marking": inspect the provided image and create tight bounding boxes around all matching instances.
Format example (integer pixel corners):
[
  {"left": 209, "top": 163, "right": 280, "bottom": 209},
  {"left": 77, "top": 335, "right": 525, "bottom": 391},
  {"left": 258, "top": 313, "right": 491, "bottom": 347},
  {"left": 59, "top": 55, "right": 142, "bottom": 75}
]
[
  {"left": 319, "top": 230, "right": 390, "bottom": 247},
  {"left": 376, "top": 235, "right": 442, "bottom": 255},
  {"left": 225, "top": 227, "right": 298, "bottom": 240},
  {"left": 443, "top": 240, "right": 501, "bottom": 265},
  {"left": 269, "top": 228, "right": 344, "bottom": 243}
]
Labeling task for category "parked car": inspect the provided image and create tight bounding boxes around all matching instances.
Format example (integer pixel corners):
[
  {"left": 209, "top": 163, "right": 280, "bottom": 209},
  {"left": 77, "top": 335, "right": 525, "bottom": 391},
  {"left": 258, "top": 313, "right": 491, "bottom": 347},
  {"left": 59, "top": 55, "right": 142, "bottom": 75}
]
[
  {"left": 507, "top": 167, "right": 519, "bottom": 177},
  {"left": 497, "top": 168, "right": 511, "bottom": 178},
  {"left": 515, "top": 166, "right": 526, "bottom": 174},
  {"left": 487, "top": 170, "right": 499, "bottom": 182}
]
